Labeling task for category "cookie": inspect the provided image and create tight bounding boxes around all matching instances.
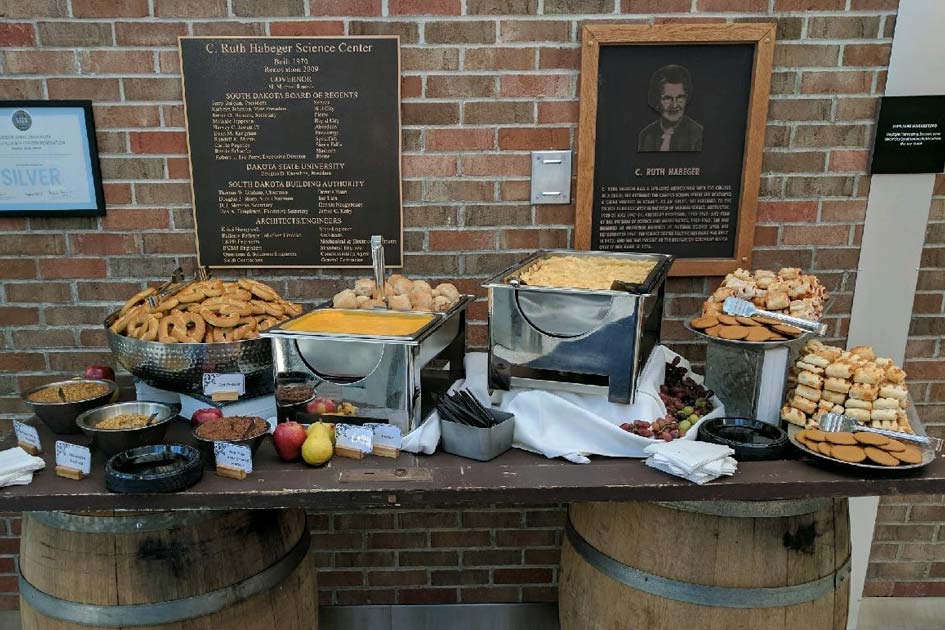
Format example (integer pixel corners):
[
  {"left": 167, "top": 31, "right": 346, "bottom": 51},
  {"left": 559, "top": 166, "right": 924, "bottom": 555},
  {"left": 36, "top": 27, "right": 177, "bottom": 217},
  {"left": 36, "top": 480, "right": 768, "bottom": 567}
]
[
  {"left": 735, "top": 316, "right": 760, "bottom": 326},
  {"left": 773, "top": 324, "right": 803, "bottom": 337},
  {"left": 768, "top": 334, "right": 787, "bottom": 341},
  {"left": 825, "top": 432, "right": 857, "bottom": 445},
  {"left": 718, "top": 325, "right": 750, "bottom": 340},
  {"left": 691, "top": 316, "right": 719, "bottom": 330},
  {"left": 795, "top": 429, "right": 810, "bottom": 442},
  {"left": 755, "top": 316, "right": 782, "bottom": 326},
  {"left": 890, "top": 445, "right": 923, "bottom": 465},
  {"left": 817, "top": 441, "right": 834, "bottom": 456},
  {"left": 716, "top": 314, "right": 739, "bottom": 326},
  {"left": 745, "top": 327, "right": 772, "bottom": 342},
  {"left": 864, "top": 446, "right": 899, "bottom": 467},
  {"left": 831, "top": 445, "right": 867, "bottom": 463},
  {"left": 704, "top": 325, "right": 722, "bottom": 337},
  {"left": 854, "top": 432, "right": 890, "bottom": 447},
  {"left": 879, "top": 439, "right": 906, "bottom": 453},
  {"left": 805, "top": 429, "right": 827, "bottom": 442}
]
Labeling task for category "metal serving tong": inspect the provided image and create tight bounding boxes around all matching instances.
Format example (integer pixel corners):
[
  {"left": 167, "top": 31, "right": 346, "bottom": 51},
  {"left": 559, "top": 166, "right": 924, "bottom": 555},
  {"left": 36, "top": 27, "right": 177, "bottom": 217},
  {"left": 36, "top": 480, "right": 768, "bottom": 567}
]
[
  {"left": 146, "top": 266, "right": 210, "bottom": 309},
  {"left": 820, "top": 412, "right": 943, "bottom": 452},
  {"left": 723, "top": 297, "right": 828, "bottom": 336},
  {"left": 370, "top": 235, "right": 386, "bottom": 302}
]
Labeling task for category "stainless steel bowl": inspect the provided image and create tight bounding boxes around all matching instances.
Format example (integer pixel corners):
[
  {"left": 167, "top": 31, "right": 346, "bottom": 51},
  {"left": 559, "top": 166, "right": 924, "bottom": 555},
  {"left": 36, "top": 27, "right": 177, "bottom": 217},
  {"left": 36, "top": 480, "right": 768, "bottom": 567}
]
[
  {"left": 76, "top": 401, "right": 177, "bottom": 457},
  {"left": 104, "top": 311, "right": 274, "bottom": 393},
  {"left": 21, "top": 379, "right": 118, "bottom": 434},
  {"left": 192, "top": 421, "right": 269, "bottom": 463}
]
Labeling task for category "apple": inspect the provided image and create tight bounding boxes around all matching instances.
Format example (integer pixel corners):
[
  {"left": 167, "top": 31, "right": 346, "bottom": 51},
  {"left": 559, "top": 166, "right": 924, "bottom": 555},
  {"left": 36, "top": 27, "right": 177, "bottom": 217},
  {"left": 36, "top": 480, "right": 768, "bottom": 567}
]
[
  {"left": 84, "top": 365, "right": 115, "bottom": 382},
  {"left": 273, "top": 421, "right": 307, "bottom": 462},
  {"left": 305, "top": 397, "right": 337, "bottom": 415},
  {"left": 191, "top": 407, "right": 223, "bottom": 428}
]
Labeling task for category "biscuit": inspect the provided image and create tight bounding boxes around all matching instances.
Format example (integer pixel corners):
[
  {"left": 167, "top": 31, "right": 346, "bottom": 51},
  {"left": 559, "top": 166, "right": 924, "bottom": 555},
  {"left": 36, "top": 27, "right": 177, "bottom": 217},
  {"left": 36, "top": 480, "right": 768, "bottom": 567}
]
[
  {"left": 891, "top": 445, "right": 923, "bottom": 465},
  {"left": 854, "top": 432, "right": 890, "bottom": 447},
  {"left": 798, "top": 371, "right": 824, "bottom": 389},
  {"left": 691, "top": 316, "right": 719, "bottom": 330},
  {"left": 817, "top": 441, "right": 834, "bottom": 456},
  {"left": 879, "top": 439, "right": 906, "bottom": 453},
  {"left": 831, "top": 445, "right": 867, "bottom": 463},
  {"left": 791, "top": 395, "right": 818, "bottom": 415},
  {"left": 796, "top": 384, "right": 822, "bottom": 402},
  {"left": 805, "top": 429, "right": 827, "bottom": 442},
  {"left": 825, "top": 432, "right": 857, "bottom": 445},
  {"left": 745, "top": 327, "right": 772, "bottom": 342},
  {"left": 822, "top": 389, "right": 848, "bottom": 405},
  {"left": 768, "top": 334, "right": 787, "bottom": 341},
  {"left": 864, "top": 447, "right": 899, "bottom": 467},
  {"left": 755, "top": 316, "right": 782, "bottom": 326},
  {"left": 795, "top": 429, "right": 810, "bottom": 442},
  {"left": 717, "top": 314, "right": 738, "bottom": 326},
  {"left": 843, "top": 408, "right": 871, "bottom": 423},
  {"left": 704, "top": 325, "right": 722, "bottom": 337},
  {"left": 781, "top": 406, "right": 807, "bottom": 427},
  {"left": 824, "top": 377, "right": 852, "bottom": 394},
  {"left": 850, "top": 383, "right": 879, "bottom": 401},
  {"left": 718, "top": 325, "right": 750, "bottom": 340},
  {"left": 736, "top": 316, "right": 760, "bottom": 326},
  {"left": 773, "top": 324, "right": 803, "bottom": 337}
]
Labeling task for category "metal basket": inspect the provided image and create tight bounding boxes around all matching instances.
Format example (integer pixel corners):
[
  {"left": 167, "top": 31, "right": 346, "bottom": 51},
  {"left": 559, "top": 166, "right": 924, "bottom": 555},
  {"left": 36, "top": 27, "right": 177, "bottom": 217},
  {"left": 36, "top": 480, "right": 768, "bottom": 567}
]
[{"left": 104, "top": 311, "right": 274, "bottom": 394}]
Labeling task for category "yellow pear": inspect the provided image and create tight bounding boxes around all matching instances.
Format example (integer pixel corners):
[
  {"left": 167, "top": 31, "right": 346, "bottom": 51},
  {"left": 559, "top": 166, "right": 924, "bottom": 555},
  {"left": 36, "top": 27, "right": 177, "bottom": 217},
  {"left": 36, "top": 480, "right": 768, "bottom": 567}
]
[{"left": 302, "top": 425, "right": 333, "bottom": 466}]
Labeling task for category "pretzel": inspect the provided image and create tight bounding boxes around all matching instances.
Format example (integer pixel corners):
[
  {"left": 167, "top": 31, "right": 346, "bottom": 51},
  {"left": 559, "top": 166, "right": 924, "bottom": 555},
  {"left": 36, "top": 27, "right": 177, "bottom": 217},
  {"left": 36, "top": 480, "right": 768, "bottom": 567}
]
[
  {"left": 219, "top": 301, "right": 252, "bottom": 317},
  {"left": 200, "top": 308, "right": 240, "bottom": 328},
  {"left": 239, "top": 278, "right": 279, "bottom": 301},
  {"left": 176, "top": 287, "right": 207, "bottom": 304},
  {"left": 120, "top": 287, "right": 156, "bottom": 315},
  {"left": 110, "top": 306, "right": 144, "bottom": 334},
  {"left": 159, "top": 312, "right": 206, "bottom": 343},
  {"left": 256, "top": 316, "right": 279, "bottom": 331},
  {"left": 223, "top": 286, "right": 252, "bottom": 301},
  {"left": 152, "top": 297, "right": 179, "bottom": 313}
]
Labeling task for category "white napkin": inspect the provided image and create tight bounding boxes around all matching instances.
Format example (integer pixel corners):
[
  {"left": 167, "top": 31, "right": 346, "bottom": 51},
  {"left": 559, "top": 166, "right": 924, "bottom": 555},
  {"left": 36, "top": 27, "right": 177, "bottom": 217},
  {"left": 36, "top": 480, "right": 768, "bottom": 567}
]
[
  {"left": 0, "top": 447, "right": 46, "bottom": 487},
  {"left": 644, "top": 440, "right": 737, "bottom": 485}
]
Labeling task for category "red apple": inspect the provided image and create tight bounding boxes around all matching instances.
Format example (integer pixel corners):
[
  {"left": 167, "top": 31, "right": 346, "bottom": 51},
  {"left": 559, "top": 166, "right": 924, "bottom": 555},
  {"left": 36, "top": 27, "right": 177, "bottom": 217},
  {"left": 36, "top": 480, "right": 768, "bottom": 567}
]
[
  {"left": 305, "top": 397, "right": 337, "bottom": 415},
  {"left": 273, "top": 421, "right": 307, "bottom": 462},
  {"left": 84, "top": 365, "right": 115, "bottom": 382},
  {"left": 191, "top": 407, "right": 223, "bottom": 428}
]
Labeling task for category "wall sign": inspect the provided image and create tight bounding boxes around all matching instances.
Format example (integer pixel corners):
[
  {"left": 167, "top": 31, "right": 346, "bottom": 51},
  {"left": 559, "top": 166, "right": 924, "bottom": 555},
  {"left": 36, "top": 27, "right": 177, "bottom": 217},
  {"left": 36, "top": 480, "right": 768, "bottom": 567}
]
[
  {"left": 870, "top": 95, "right": 945, "bottom": 174},
  {"left": 575, "top": 24, "right": 775, "bottom": 277},
  {"left": 0, "top": 101, "right": 105, "bottom": 217},
  {"left": 179, "top": 36, "right": 403, "bottom": 268}
]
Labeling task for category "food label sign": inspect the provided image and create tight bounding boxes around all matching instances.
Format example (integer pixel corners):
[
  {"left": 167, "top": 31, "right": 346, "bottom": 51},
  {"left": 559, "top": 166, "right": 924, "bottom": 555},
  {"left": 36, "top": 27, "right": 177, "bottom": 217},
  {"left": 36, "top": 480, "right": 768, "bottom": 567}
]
[
  {"left": 202, "top": 373, "right": 246, "bottom": 397},
  {"left": 55, "top": 441, "right": 91, "bottom": 475},
  {"left": 13, "top": 421, "right": 41, "bottom": 453},
  {"left": 336, "top": 423, "right": 373, "bottom": 454},
  {"left": 179, "top": 37, "right": 403, "bottom": 268},
  {"left": 214, "top": 442, "right": 253, "bottom": 474}
]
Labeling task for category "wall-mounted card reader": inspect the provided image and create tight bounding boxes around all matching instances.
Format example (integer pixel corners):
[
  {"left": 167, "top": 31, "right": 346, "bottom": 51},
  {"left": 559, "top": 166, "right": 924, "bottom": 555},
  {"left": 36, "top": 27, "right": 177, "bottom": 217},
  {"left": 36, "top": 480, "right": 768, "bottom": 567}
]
[{"left": 530, "top": 150, "right": 572, "bottom": 205}]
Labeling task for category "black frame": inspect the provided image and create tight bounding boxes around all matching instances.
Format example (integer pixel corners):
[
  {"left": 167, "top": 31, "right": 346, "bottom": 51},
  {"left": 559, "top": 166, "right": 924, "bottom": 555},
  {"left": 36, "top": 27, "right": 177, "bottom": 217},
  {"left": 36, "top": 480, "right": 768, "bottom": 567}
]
[{"left": 0, "top": 100, "right": 106, "bottom": 217}]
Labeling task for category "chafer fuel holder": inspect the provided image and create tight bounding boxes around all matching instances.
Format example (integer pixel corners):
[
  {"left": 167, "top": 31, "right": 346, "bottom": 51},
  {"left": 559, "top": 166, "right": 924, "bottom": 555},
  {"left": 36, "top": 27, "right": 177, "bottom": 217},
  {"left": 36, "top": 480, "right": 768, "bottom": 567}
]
[
  {"left": 484, "top": 249, "right": 673, "bottom": 404},
  {"left": 261, "top": 297, "right": 473, "bottom": 434}
]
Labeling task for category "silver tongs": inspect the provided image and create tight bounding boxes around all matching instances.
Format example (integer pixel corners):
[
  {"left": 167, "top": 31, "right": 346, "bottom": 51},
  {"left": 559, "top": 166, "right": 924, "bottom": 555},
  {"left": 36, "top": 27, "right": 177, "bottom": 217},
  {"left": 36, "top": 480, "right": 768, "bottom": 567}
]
[
  {"left": 370, "top": 235, "right": 386, "bottom": 302},
  {"left": 723, "top": 297, "right": 827, "bottom": 336},
  {"left": 146, "top": 266, "right": 208, "bottom": 309},
  {"left": 820, "top": 412, "right": 943, "bottom": 452}
]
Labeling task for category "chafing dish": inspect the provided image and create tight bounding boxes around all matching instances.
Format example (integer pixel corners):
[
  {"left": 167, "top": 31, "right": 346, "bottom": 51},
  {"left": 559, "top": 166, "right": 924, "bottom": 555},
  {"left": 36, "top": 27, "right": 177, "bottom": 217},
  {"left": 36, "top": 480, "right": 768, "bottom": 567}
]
[
  {"left": 262, "top": 297, "right": 472, "bottom": 434},
  {"left": 484, "top": 249, "right": 673, "bottom": 404}
]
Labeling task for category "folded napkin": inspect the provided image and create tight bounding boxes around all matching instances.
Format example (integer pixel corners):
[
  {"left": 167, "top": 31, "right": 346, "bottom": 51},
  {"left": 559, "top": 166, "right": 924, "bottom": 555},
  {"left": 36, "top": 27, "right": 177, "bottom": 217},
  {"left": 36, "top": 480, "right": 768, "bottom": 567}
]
[
  {"left": 644, "top": 440, "right": 737, "bottom": 485},
  {"left": 0, "top": 447, "right": 46, "bottom": 488}
]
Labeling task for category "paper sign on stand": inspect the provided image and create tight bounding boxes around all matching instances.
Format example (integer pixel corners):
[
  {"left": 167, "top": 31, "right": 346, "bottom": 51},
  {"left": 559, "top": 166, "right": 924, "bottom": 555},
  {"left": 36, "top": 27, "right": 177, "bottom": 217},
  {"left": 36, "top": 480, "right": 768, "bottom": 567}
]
[
  {"left": 13, "top": 421, "right": 41, "bottom": 455},
  {"left": 55, "top": 441, "right": 91, "bottom": 480},
  {"left": 214, "top": 442, "right": 253, "bottom": 480},
  {"left": 202, "top": 373, "right": 245, "bottom": 402},
  {"left": 335, "top": 424, "right": 373, "bottom": 460},
  {"left": 367, "top": 424, "right": 402, "bottom": 459}
]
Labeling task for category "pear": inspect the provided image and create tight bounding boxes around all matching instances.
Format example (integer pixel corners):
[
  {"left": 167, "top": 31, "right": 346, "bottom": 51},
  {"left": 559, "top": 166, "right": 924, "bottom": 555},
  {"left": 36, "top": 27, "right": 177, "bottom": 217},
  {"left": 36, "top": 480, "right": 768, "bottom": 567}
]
[{"left": 302, "top": 423, "right": 333, "bottom": 466}]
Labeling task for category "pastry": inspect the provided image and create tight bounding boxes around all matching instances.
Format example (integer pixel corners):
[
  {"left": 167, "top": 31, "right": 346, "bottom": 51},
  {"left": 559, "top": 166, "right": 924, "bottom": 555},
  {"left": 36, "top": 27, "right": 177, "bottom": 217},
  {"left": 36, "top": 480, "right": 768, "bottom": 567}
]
[
  {"left": 825, "top": 362, "right": 854, "bottom": 379},
  {"left": 791, "top": 395, "right": 818, "bottom": 415},
  {"left": 843, "top": 408, "right": 871, "bottom": 423},
  {"left": 845, "top": 398, "right": 872, "bottom": 410},
  {"left": 824, "top": 377, "right": 852, "bottom": 394},
  {"left": 853, "top": 365, "right": 884, "bottom": 385},
  {"left": 873, "top": 397, "right": 901, "bottom": 411},
  {"left": 850, "top": 345, "right": 876, "bottom": 362},
  {"left": 849, "top": 383, "right": 879, "bottom": 401},
  {"left": 796, "top": 384, "right": 822, "bottom": 402},
  {"left": 821, "top": 389, "right": 847, "bottom": 405},
  {"left": 781, "top": 406, "right": 806, "bottom": 427},
  {"left": 796, "top": 360, "right": 825, "bottom": 374},
  {"left": 797, "top": 371, "right": 824, "bottom": 389},
  {"left": 870, "top": 408, "right": 898, "bottom": 423},
  {"left": 879, "top": 383, "right": 908, "bottom": 401}
]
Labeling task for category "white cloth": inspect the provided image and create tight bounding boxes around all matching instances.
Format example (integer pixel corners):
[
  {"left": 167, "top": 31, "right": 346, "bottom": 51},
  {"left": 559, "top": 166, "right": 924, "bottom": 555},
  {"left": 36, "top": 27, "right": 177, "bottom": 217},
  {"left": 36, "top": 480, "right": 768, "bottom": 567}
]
[
  {"left": 0, "top": 447, "right": 46, "bottom": 487},
  {"left": 644, "top": 440, "right": 737, "bottom": 485},
  {"left": 401, "top": 347, "right": 725, "bottom": 460}
]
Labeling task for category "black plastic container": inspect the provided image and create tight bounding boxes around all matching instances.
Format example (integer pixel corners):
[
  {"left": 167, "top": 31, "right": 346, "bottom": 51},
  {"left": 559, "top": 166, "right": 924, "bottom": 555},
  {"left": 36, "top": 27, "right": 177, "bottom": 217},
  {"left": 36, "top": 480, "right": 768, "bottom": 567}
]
[{"left": 697, "top": 416, "right": 789, "bottom": 461}]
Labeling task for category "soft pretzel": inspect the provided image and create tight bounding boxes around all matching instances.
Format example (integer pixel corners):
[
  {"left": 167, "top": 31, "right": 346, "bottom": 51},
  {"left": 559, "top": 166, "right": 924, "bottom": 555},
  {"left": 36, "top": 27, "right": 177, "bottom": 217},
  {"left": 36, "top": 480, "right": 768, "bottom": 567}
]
[
  {"left": 120, "top": 287, "right": 156, "bottom": 315},
  {"left": 238, "top": 278, "right": 279, "bottom": 301},
  {"left": 200, "top": 308, "right": 240, "bottom": 328}
]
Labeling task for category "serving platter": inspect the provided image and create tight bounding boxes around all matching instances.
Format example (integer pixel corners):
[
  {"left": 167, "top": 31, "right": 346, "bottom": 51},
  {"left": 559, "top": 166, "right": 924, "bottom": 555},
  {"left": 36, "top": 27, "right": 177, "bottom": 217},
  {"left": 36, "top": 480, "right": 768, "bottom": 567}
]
[{"left": 787, "top": 426, "right": 935, "bottom": 472}]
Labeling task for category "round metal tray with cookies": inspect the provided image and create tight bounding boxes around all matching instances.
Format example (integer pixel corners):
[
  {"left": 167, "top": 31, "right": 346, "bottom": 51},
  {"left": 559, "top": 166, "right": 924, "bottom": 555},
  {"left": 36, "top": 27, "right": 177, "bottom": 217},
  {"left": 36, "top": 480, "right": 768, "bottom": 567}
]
[
  {"left": 787, "top": 426, "right": 936, "bottom": 471},
  {"left": 684, "top": 314, "right": 815, "bottom": 349}
]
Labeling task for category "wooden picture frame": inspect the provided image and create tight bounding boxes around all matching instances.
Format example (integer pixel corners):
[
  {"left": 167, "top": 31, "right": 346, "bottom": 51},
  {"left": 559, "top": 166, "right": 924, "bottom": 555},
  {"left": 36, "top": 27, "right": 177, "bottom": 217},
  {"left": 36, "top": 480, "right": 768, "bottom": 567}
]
[{"left": 574, "top": 23, "right": 775, "bottom": 277}]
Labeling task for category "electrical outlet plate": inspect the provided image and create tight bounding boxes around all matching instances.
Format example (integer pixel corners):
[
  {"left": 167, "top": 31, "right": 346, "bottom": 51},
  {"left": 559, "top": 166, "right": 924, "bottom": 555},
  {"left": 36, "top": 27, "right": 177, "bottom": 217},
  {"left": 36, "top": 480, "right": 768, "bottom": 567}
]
[{"left": 530, "top": 150, "right": 572, "bottom": 205}]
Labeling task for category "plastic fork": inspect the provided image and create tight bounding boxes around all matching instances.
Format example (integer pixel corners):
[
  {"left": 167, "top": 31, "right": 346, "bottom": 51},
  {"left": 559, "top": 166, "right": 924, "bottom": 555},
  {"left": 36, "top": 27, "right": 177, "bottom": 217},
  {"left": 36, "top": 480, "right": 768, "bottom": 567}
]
[
  {"left": 722, "top": 297, "right": 827, "bottom": 336},
  {"left": 819, "top": 412, "right": 942, "bottom": 452}
]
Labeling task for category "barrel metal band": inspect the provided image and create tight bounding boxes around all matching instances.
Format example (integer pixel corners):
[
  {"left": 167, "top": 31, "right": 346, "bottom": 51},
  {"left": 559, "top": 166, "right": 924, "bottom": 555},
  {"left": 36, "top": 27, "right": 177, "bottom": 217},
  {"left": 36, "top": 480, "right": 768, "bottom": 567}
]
[
  {"left": 565, "top": 518, "right": 850, "bottom": 609},
  {"left": 20, "top": 529, "right": 310, "bottom": 627},
  {"left": 655, "top": 498, "right": 835, "bottom": 519},
  {"left": 29, "top": 510, "right": 211, "bottom": 534}
]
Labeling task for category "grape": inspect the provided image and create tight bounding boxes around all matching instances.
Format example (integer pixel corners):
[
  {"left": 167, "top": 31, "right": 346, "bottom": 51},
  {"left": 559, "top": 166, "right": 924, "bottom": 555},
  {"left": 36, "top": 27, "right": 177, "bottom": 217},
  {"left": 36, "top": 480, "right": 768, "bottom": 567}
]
[
  {"left": 678, "top": 420, "right": 692, "bottom": 432},
  {"left": 688, "top": 414, "right": 699, "bottom": 423}
]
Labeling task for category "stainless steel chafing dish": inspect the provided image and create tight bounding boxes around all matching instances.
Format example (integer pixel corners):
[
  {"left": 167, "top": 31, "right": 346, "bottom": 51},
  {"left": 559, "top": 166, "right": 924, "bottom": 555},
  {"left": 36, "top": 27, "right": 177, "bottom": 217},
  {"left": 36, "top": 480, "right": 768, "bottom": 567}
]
[
  {"left": 484, "top": 249, "right": 673, "bottom": 404},
  {"left": 261, "top": 297, "right": 472, "bottom": 434}
]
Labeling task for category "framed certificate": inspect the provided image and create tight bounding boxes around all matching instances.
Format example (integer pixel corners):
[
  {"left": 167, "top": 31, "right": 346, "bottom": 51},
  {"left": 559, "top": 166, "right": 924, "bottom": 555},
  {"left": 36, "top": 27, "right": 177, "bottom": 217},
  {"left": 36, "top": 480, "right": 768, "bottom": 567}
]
[{"left": 0, "top": 100, "right": 105, "bottom": 217}]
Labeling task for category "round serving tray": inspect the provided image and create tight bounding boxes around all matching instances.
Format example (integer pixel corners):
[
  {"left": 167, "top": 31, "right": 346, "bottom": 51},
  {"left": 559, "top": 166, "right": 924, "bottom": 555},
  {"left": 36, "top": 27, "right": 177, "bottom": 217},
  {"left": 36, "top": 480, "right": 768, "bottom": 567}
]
[
  {"left": 787, "top": 427, "right": 935, "bottom": 471},
  {"left": 683, "top": 317, "right": 814, "bottom": 349},
  {"left": 105, "top": 444, "right": 203, "bottom": 493},
  {"left": 104, "top": 312, "right": 273, "bottom": 393}
]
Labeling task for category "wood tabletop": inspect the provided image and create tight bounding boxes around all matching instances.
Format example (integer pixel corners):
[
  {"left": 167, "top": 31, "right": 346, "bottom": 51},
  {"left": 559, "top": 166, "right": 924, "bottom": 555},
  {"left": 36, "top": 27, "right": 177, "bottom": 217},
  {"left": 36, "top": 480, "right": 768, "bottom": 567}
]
[{"left": 2, "top": 418, "right": 943, "bottom": 512}]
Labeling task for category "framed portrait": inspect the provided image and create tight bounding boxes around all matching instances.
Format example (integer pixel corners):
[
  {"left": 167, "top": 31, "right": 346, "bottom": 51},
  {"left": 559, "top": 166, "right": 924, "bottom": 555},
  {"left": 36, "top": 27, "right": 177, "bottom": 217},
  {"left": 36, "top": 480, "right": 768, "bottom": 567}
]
[
  {"left": 0, "top": 100, "right": 105, "bottom": 217},
  {"left": 574, "top": 24, "right": 776, "bottom": 276}
]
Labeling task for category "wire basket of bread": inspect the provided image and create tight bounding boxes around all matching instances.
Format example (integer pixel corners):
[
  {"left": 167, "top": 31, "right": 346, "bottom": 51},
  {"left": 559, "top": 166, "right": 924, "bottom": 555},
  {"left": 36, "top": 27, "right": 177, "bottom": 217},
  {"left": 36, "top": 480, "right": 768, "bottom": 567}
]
[
  {"left": 780, "top": 340, "right": 913, "bottom": 434},
  {"left": 104, "top": 277, "right": 303, "bottom": 393}
]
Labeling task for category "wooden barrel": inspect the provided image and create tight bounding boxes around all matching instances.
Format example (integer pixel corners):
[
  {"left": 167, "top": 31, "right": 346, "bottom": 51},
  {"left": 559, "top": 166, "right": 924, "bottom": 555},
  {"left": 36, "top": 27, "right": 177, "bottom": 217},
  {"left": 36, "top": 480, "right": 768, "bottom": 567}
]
[
  {"left": 559, "top": 499, "right": 849, "bottom": 630},
  {"left": 19, "top": 509, "right": 317, "bottom": 630}
]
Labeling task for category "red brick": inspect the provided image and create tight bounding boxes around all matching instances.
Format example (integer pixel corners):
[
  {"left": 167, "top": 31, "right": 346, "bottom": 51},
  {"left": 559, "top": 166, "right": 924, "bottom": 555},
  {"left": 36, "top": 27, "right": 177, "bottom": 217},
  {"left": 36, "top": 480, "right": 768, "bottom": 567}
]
[
  {"left": 367, "top": 532, "right": 426, "bottom": 549},
  {"left": 0, "top": 79, "right": 44, "bottom": 99},
  {"left": 801, "top": 71, "right": 873, "bottom": 94},
  {"left": 754, "top": 226, "right": 778, "bottom": 246},
  {"left": 774, "top": 0, "right": 844, "bottom": 9},
  {"left": 622, "top": 0, "right": 690, "bottom": 10},
  {"left": 494, "top": 567, "right": 554, "bottom": 584},
  {"left": 539, "top": 47, "right": 579, "bottom": 69},
  {"left": 500, "top": 74, "right": 571, "bottom": 98},
  {"left": 500, "top": 20, "right": 570, "bottom": 43},
  {"left": 821, "top": 200, "right": 866, "bottom": 222},
  {"left": 0, "top": 234, "right": 65, "bottom": 256},
  {"left": 13, "top": 330, "right": 76, "bottom": 349},
  {"left": 427, "top": 21, "right": 496, "bottom": 44},
  {"left": 465, "top": 47, "right": 534, "bottom": 70},
  {"left": 142, "top": 233, "right": 196, "bottom": 254},
  {"left": 538, "top": 101, "right": 579, "bottom": 124},
  {"left": 427, "top": 75, "right": 496, "bottom": 98},
  {"left": 0, "top": 307, "right": 39, "bottom": 326},
  {"left": 402, "top": 76, "right": 422, "bottom": 98},
  {"left": 903, "top": 361, "right": 945, "bottom": 380},
  {"left": 843, "top": 44, "right": 891, "bottom": 67},
  {"left": 48, "top": 78, "right": 121, "bottom": 102},
  {"left": 496, "top": 530, "right": 556, "bottom": 546},
  {"left": 39, "top": 258, "right": 107, "bottom": 279},
  {"left": 498, "top": 127, "right": 570, "bottom": 150},
  {"left": 81, "top": 51, "right": 154, "bottom": 74},
  {"left": 72, "top": 0, "right": 149, "bottom": 16},
  {"left": 757, "top": 201, "right": 818, "bottom": 223},
  {"left": 0, "top": 258, "right": 36, "bottom": 279},
  {"left": 464, "top": 102, "right": 533, "bottom": 124},
  {"left": 115, "top": 22, "right": 187, "bottom": 46},
  {"left": 397, "top": 589, "right": 457, "bottom": 605},
  {"left": 368, "top": 570, "right": 428, "bottom": 586},
  {"left": 130, "top": 132, "right": 188, "bottom": 155},
  {"left": 310, "top": 0, "right": 380, "bottom": 14},
  {"left": 502, "top": 229, "right": 568, "bottom": 249},
  {"left": 155, "top": 0, "right": 227, "bottom": 16},
  {"left": 94, "top": 105, "right": 161, "bottom": 129},
  {"left": 390, "top": 0, "right": 460, "bottom": 14},
  {"left": 828, "top": 150, "right": 869, "bottom": 172},
  {"left": 0, "top": 23, "right": 35, "bottom": 46},
  {"left": 430, "top": 231, "right": 495, "bottom": 251},
  {"left": 430, "top": 530, "right": 490, "bottom": 547},
  {"left": 461, "top": 154, "right": 530, "bottom": 177},
  {"left": 6, "top": 282, "right": 71, "bottom": 304},
  {"left": 103, "top": 209, "right": 171, "bottom": 231},
  {"left": 0, "top": 353, "right": 45, "bottom": 372},
  {"left": 467, "top": 0, "right": 538, "bottom": 13},
  {"left": 2, "top": 51, "right": 76, "bottom": 75},
  {"left": 403, "top": 155, "right": 458, "bottom": 178},
  {"left": 697, "top": 0, "right": 767, "bottom": 10},
  {"left": 426, "top": 129, "right": 494, "bottom": 152},
  {"left": 167, "top": 158, "right": 192, "bottom": 179},
  {"left": 269, "top": 21, "right": 345, "bottom": 36},
  {"left": 850, "top": 0, "right": 898, "bottom": 7},
  {"left": 318, "top": 570, "right": 363, "bottom": 587}
]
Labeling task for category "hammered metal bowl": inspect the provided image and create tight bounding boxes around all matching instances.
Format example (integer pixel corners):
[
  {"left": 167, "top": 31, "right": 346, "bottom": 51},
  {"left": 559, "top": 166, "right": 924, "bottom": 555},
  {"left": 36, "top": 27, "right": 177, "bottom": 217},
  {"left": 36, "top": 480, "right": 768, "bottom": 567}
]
[{"left": 104, "top": 311, "right": 274, "bottom": 394}]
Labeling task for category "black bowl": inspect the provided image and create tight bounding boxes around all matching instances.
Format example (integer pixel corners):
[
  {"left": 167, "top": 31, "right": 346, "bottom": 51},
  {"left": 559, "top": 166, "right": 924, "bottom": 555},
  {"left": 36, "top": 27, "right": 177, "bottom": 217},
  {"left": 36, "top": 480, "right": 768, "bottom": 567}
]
[
  {"left": 105, "top": 444, "right": 203, "bottom": 493},
  {"left": 697, "top": 416, "right": 789, "bottom": 461}
]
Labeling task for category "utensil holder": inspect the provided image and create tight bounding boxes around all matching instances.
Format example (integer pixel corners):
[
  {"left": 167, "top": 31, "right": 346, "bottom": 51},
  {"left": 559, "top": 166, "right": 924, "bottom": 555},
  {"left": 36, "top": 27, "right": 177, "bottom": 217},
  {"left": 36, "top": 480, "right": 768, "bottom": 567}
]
[{"left": 440, "top": 409, "right": 514, "bottom": 462}]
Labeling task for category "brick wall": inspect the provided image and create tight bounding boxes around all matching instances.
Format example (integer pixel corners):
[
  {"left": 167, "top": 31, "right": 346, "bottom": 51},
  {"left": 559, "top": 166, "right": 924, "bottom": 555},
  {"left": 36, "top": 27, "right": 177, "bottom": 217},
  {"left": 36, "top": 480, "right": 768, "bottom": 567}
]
[{"left": 0, "top": 0, "right": 935, "bottom": 609}]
